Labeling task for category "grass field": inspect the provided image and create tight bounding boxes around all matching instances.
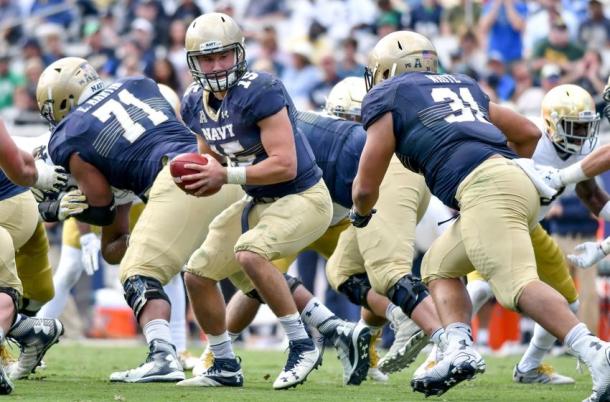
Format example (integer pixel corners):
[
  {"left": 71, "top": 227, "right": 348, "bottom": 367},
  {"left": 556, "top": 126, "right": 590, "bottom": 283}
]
[{"left": 6, "top": 342, "right": 596, "bottom": 401}]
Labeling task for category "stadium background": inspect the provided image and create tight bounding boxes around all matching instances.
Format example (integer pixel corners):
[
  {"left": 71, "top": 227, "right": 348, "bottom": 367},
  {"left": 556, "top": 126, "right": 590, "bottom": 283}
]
[{"left": 2, "top": 0, "right": 610, "bottom": 355}]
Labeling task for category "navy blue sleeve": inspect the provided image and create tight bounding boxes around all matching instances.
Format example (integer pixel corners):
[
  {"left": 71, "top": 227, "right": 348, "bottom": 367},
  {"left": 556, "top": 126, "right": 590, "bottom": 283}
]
[
  {"left": 180, "top": 83, "right": 202, "bottom": 133},
  {"left": 361, "top": 80, "right": 398, "bottom": 130},
  {"left": 48, "top": 118, "right": 88, "bottom": 171},
  {"left": 241, "top": 73, "right": 288, "bottom": 125}
]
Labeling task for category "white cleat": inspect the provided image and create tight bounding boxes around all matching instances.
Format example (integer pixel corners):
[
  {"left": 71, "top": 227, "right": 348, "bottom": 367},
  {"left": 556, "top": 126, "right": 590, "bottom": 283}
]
[
  {"left": 109, "top": 339, "right": 184, "bottom": 383},
  {"left": 177, "top": 357, "right": 243, "bottom": 387},
  {"left": 179, "top": 350, "right": 200, "bottom": 371},
  {"left": 273, "top": 338, "right": 320, "bottom": 390},
  {"left": 192, "top": 346, "right": 213, "bottom": 377},
  {"left": 578, "top": 339, "right": 610, "bottom": 402},
  {"left": 379, "top": 309, "right": 429, "bottom": 374},
  {"left": 513, "top": 363, "right": 575, "bottom": 384}
]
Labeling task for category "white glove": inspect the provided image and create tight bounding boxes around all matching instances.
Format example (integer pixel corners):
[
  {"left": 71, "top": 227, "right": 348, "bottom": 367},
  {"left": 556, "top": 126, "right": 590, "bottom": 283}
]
[
  {"left": 567, "top": 241, "right": 607, "bottom": 269},
  {"left": 79, "top": 232, "right": 101, "bottom": 276},
  {"left": 533, "top": 163, "right": 564, "bottom": 191},
  {"left": 58, "top": 189, "right": 89, "bottom": 221},
  {"left": 34, "top": 159, "right": 68, "bottom": 193}
]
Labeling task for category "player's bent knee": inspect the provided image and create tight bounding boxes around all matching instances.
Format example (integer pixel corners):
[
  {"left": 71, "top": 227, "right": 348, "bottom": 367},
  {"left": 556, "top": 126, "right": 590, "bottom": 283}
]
[
  {"left": 123, "top": 275, "right": 170, "bottom": 319},
  {"left": 387, "top": 274, "right": 429, "bottom": 317},
  {"left": 338, "top": 273, "right": 372, "bottom": 309},
  {"left": 0, "top": 287, "right": 21, "bottom": 320}
]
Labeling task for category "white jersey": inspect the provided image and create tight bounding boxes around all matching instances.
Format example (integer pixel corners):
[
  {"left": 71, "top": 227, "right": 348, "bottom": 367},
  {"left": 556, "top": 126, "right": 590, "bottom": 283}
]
[{"left": 532, "top": 133, "right": 596, "bottom": 218}]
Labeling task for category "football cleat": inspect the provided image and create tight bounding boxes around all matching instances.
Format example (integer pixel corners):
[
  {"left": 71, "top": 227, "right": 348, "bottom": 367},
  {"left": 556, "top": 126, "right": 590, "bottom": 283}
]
[
  {"left": 273, "top": 338, "right": 320, "bottom": 390},
  {"left": 179, "top": 350, "right": 200, "bottom": 371},
  {"left": 333, "top": 322, "right": 371, "bottom": 385},
  {"left": 413, "top": 343, "right": 444, "bottom": 378},
  {"left": 513, "top": 363, "right": 575, "bottom": 385},
  {"left": 192, "top": 345, "right": 214, "bottom": 377},
  {"left": 379, "top": 309, "right": 429, "bottom": 374},
  {"left": 109, "top": 339, "right": 185, "bottom": 383},
  {"left": 7, "top": 317, "right": 63, "bottom": 380},
  {"left": 578, "top": 339, "right": 610, "bottom": 402},
  {"left": 0, "top": 364, "right": 12, "bottom": 395},
  {"left": 177, "top": 357, "right": 243, "bottom": 387},
  {"left": 411, "top": 343, "right": 485, "bottom": 397},
  {"left": 368, "top": 329, "right": 388, "bottom": 383}
]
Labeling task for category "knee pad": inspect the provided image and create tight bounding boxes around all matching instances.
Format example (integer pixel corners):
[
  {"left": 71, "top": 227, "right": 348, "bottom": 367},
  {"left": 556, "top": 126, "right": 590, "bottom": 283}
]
[
  {"left": 338, "top": 273, "right": 371, "bottom": 309},
  {"left": 283, "top": 274, "right": 303, "bottom": 293},
  {"left": 123, "top": 275, "right": 170, "bottom": 320},
  {"left": 387, "top": 274, "right": 429, "bottom": 317},
  {"left": 245, "top": 289, "right": 265, "bottom": 304}
]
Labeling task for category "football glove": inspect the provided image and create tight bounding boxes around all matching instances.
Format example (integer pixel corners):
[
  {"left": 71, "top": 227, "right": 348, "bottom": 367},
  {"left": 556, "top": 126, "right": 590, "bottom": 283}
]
[
  {"left": 38, "top": 189, "right": 89, "bottom": 222},
  {"left": 34, "top": 159, "right": 68, "bottom": 193},
  {"left": 80, "top": 232, "right": 101, "bottom": 276},
  {"left": 349, "top": 207, "right": 376, "bottom": 228},
  {"left": 533, "top": 164, "right": 565, "bottom": 191},
  {"left": 567, "top": 241, "right": 606, "bottom": 269}
]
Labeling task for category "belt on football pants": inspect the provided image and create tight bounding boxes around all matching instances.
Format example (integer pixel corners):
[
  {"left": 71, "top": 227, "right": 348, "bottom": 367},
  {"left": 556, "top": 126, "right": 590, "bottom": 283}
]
[{"left": 240, "top": 196, "right": 282, "bottom": 233}]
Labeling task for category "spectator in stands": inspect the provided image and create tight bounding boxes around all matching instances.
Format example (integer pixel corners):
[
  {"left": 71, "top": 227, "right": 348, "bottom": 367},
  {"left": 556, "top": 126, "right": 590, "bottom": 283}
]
[
  {"left": 479, "top": 0, "right": 527, "bottom": 64},
  {"left": 455, "top": 29, "right": 487, "bottom": 77},
  {"left": 440, "top": 0, "right": 481, "bottom": 36},
  {"left": 308, "top": 54, "right": 341, "bottom": 110},
  {"left": 563, "top": 49, "right": 606, "bottom": 99},
  {"left": 166, "top": 19, "right": 190, "bottom": 90},
  {"left": 578, "top": 0, "right": 610, "bottom": 50},
  {"left": 30, "top": 0, "right": 73, "bottom": 28},
  {"left": 0, "top": 52, "right": 23, "bottom": 110},
  {"left": 248, "top": 26, "right": 286, "bottom": 78},
  {"left": 99, "top": 10, "right": 120, "bottom": 50},
  {"left": 485, "top": 51, "right": 515, "bottom": 102},
  {"left": 524, "top": 0, "right": 580, "bottom": 57},
  {"left": 134, "top": 0, "right": 169, "bottom": 47},
  {"left": 531, "top": 17, "right": 585, "bottom": 75},
  {"left": 130, "top": 18, "right": 156, "bottom": 78},
  {"left": 376, "top": 9, "right": 401, "bottom": 39},
  {"left": 511, "top": 60, "right": 545, "bottom": 116},
  {"left": 84, "top": 20, "right": 119, "bottom": 78},
  {"left": 281, "top": 41, "right": 321, "bottom": 110},
  {"left": 0, "top": 0, "right": 22, "bottom": 45},
  {"left": 36, "top": 23, "right": 66, "bottom": 66},
  {"left": 409, "top": 0, "right": 443, "bottom": 39},
  {"left": 116, "top": 39, "right": 144, "bottom": 78},
  {"left": 540, "top": 63, "right": 563, "bottom": 92},
  {"left": 152, "top": 58, "right": 181, "bottom": 94},
  {"left": 171, "top": 0, "right": 203, "bottom": 24},
  {"left": 336, "top": 38, "right": 365, "bottom": 79}
]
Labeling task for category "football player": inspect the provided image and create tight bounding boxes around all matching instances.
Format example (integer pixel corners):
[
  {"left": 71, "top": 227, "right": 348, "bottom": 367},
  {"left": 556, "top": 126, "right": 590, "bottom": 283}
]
[
  {"left": 196, "top": 77, "right": 442, "bottom": 385},
  {"left": 354, "top": 30, "right": 610, "bottom": 401},
  {"left": 35, "top": 57, "right": 244, "bottom": 383},
  {"left": 177, "top": 13, "right": 332, "bottom": 389},
  {"left": 466, "top": 84, "right": 605, "bottom": 385},
  {"left": 0, "top": 119, "right": 67, "bottom": 393}
]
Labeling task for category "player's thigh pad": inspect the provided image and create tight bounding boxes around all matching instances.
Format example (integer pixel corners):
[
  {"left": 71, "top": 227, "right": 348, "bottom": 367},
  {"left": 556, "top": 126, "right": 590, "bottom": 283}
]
[
  {"left": 120, "top": 165, "right": 244, "bottom": 284},
  {"left": 455, "top": 158, "right": 540, "bottom": 310},
  {"left": 16, "top": 221, "right": 54, "bottom": 302},
  {"left": 532, "top": 223, "right": 578, "bottom": 303},
  {"left": 235, "top": 179, "right": 333, "bottom": 260}
]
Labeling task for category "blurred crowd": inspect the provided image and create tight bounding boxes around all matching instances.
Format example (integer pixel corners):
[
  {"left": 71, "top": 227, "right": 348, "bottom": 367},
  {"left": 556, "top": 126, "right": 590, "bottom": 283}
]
[{"left": 2, "top": 0, "right": 610, "bottom": 125}]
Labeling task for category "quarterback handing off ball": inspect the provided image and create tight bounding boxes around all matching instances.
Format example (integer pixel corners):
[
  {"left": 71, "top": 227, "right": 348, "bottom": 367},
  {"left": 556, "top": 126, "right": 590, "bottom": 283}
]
[{"left": 170, "top": 153, "right": 221, "bottom": 196}]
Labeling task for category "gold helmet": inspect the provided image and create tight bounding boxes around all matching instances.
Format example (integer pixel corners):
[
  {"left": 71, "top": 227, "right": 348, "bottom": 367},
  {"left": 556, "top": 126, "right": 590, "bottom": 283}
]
[
  {"left": 36, "top": 57, "right": 104, "bottom": 126},
  {"left": 185, "top": 12, "right": 246, "bottom": 92},
  {"left": 541, "top": 84, "right": 600, "bottom": 154},
  {"left": 365, "top": 31, "right": 438, "bottom": 92},
  {"left": 325, "top": 77, "right": 366, "bottom": 122},
  {"left": 157, "top": 83, "right": 180, "bottom": 117}
]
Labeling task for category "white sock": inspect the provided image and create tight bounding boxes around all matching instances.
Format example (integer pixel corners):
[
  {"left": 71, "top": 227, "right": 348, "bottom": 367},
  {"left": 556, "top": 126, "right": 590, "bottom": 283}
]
[
  {"left": 143, "top": 319, "right": 172, "bottom": 345},
  {"left": 208, "top": 332, "right": 235, "bottom": 359},
  {"left": 467, "top": 280, "right": 493, "bottom": 315},
  {"left": 477, "top": 328, "right": 489, "bottom": 346},
  {"left": 430, "top": 328, "right": 445, "bottom": 346},
  {"left": 518, "top": 323, "right": 556, "bottom": 372},
  {"left": 564, "top": 323, "right": 595, "bottom": 360},
  {"left": 37, "top": 246, "right": 82, "bottom": 319},
  {"left": 165, "top": 274, "right": 186, "bottom": 353},
  {"left": 301, "top": 297, "right": 339, "bottom": 336},
  {"left": 446, "top": 322, "right": 473, "bottom": 352},
  {"left": 228, "top": 331, "right": 240, "bottom": 343},
  {"left": 279, "top": 312, "right": 309, "bottom": 341},
  {"left": 384, "top": 303, "right": 398, "bottom": 321}
]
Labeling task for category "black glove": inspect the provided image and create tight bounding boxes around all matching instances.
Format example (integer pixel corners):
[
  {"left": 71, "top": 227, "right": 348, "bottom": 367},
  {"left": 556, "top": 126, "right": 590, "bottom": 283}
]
[{"left": 349, "top": 207, "right": 376, "bottom": 228}]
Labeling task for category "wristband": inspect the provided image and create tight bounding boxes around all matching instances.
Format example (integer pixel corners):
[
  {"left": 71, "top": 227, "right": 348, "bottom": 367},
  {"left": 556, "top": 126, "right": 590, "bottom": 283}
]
[
  {"left": 227, "top": 166, "right": 247, "bottom": 185},
  {"left": 600, "top": 201, "right": 610, "bottom": 221},
  {"left": 559, "top": 161, "right": 588, "bottom": 186}
]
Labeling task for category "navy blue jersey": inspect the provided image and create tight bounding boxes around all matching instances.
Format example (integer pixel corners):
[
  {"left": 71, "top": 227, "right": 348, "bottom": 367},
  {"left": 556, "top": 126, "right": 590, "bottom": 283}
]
[
  {"left": 0, "top": 171, "right": 27, "bottom": 202},
  {"left": 181, "top": 71, "right": 321, "bottom": 198},
  {"left": 362, "top": 72, "right": 517, "bottom": 210},
  {"left": 48, "top": 77, "right": 197, "bottom": 198},
  {"left": 297, "top": 111, "right": 364, "bottom": 209}
]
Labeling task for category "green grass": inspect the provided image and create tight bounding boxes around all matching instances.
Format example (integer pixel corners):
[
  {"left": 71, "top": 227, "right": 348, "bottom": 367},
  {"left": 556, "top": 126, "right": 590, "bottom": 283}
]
[{"left": 6, "top": 343, "right": 595, "bottom": 401}]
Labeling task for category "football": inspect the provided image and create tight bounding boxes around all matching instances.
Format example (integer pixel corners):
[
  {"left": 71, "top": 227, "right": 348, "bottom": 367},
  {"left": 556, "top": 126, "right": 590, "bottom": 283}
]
[{"left": 169, "top": 153, "right": 221, "bottom": 196}]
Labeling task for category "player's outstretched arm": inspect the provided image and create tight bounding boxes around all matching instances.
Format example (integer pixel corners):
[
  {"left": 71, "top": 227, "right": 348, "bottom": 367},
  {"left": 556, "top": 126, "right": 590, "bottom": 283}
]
[
  {"left": 0, "top": 119, "right": 38, "bottom": 186},
  {"left": 542, "top": 144, "right": 610, "bottom": 190},
  {"left": 568, "top": 237, "right": 610, "bottom": 269},
  {"left": 575, "top": 179, "right": 610, "bottom": 219},
  {"left": 352, "top": 112, "right": 395, "bottom": 218},
  {"left": 488, "top": 102, "right": 541, "bottom": 158}
]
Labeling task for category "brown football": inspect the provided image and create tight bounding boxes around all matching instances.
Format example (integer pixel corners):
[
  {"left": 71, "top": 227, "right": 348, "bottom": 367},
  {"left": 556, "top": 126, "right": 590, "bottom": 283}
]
[{"left": 169, "top": 153, "right": 220, "bottom": 196}]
